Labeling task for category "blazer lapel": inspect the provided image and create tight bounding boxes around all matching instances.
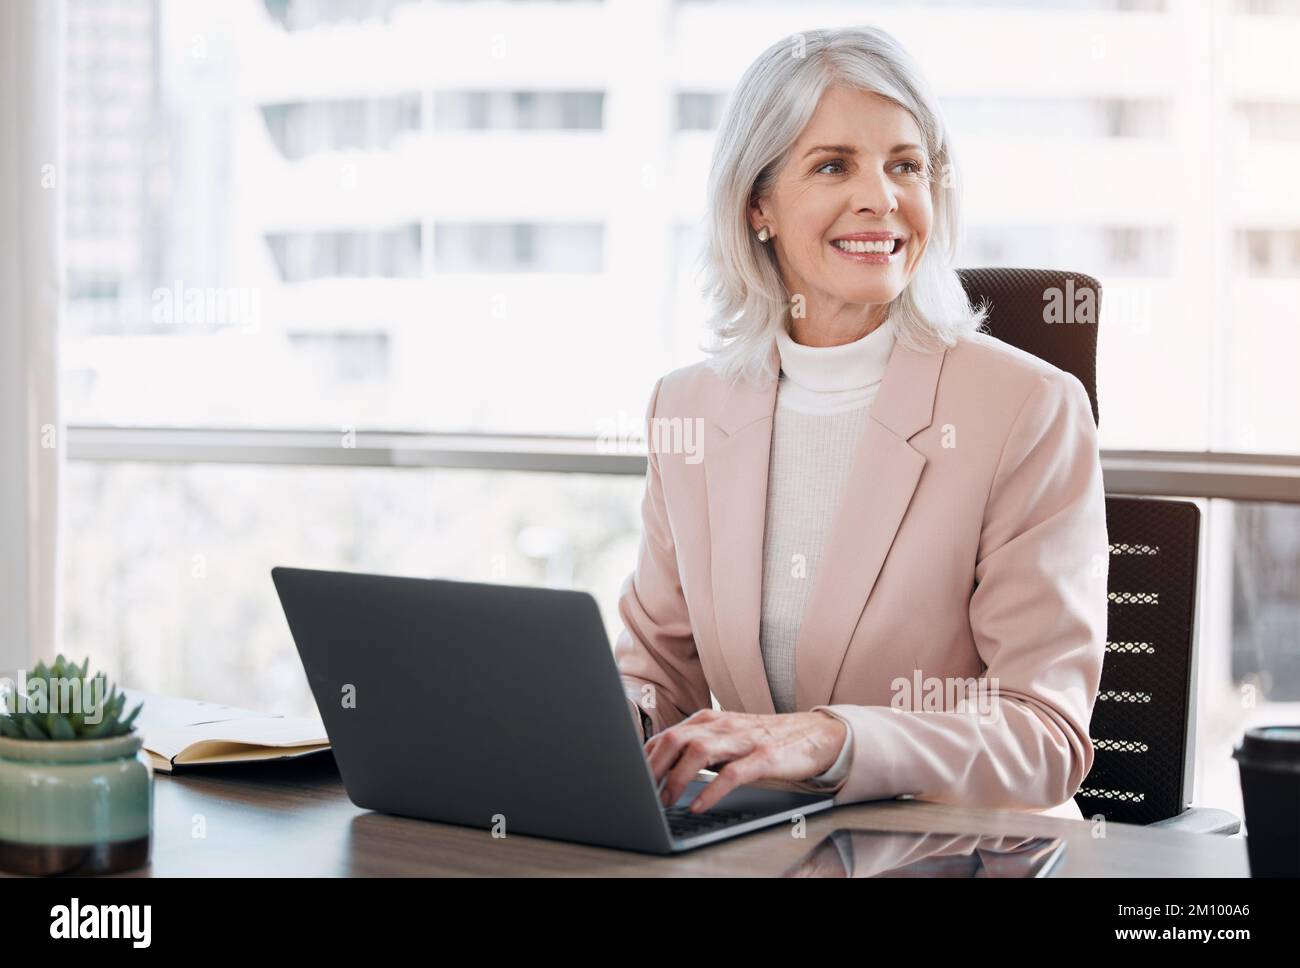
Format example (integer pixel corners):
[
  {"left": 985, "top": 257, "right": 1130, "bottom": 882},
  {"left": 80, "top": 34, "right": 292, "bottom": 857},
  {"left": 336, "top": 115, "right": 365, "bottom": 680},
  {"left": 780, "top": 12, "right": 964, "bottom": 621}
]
[
  {"left": 793, "top": 340, "right": 947, "bottom": 709},
  {"left": 705, "top": 341, "right": 781, "bottom": 715},
  {"left": 703, "top": 334, "right": 948, "bottom": 717}
]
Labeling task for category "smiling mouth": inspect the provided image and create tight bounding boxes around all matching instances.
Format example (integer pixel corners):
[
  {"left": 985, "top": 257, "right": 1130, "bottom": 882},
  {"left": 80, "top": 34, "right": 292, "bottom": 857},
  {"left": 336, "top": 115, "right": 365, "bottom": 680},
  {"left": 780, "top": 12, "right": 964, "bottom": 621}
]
[
  {"left": 829, "top": 237, "right": 906, "bottom": 262},
  {"left": 831, "top": 238, "right": 902, "bottom": 255}
]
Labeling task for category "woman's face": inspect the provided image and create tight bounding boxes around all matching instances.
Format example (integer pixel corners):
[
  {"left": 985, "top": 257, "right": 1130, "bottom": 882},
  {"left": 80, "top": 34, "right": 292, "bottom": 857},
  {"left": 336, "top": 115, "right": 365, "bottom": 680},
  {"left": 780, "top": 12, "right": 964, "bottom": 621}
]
[{"left": 750, "top": 85, "right": 933, "bottom": 338}]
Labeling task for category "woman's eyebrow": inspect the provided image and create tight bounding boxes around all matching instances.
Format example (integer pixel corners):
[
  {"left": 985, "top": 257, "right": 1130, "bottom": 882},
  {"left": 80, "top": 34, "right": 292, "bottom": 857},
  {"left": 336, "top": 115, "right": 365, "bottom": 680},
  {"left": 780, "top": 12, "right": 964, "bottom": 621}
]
[{"left": 801, "top": 142, "right": 925, "bottom": 158}]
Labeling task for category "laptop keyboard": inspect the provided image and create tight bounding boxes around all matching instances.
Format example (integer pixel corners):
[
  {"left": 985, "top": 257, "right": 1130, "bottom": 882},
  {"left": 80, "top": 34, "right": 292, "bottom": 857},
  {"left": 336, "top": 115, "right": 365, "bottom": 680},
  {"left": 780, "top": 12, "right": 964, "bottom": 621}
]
[{"left": 665, "top": 805, "right": 767, "bottom": 840}]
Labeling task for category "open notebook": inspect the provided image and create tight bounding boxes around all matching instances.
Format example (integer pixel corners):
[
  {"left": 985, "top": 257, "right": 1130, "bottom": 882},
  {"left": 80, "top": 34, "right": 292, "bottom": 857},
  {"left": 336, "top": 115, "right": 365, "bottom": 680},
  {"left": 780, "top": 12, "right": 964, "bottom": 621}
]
[{"left": 121, "top": 688, "right": 330, "bottom": 773}]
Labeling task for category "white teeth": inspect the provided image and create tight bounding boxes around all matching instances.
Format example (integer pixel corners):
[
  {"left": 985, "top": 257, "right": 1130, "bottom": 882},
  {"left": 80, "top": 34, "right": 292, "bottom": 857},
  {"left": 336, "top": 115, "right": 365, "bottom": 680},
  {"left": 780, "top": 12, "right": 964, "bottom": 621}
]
[{"left": 833, "top": 238, "right": 898, "bottom": 254}]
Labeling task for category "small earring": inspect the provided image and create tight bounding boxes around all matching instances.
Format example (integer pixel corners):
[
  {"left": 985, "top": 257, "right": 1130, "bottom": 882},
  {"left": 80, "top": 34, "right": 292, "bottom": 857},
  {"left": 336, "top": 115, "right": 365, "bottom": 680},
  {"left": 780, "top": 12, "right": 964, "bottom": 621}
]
[{"left": 757, "top": 226, "right": 770, "bottom": 243}]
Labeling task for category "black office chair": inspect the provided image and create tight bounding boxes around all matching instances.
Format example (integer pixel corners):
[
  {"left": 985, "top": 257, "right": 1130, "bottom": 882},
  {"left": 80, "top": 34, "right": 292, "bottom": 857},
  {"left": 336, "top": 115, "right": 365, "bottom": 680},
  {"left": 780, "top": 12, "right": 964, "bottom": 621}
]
[
  {"left": 957, "top": 267, "right": 1239, "bottom": 835},
  {"left": 1082, "top": 496, "right": 1237, "bottom": 833}
]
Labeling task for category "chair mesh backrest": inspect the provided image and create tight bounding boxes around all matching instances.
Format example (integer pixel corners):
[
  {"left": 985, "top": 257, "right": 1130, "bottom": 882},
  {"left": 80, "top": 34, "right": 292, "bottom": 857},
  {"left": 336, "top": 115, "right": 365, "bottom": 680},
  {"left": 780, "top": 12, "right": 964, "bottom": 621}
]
[
  {"left": 1075, "top": 498, "right": 1199, "bottom": 824},
  {"left": 957, "top": 267, "right": 1195, "bottom": 824},
  {"left": 956, "top": 267, "right": 1101, "bottom": 427}
]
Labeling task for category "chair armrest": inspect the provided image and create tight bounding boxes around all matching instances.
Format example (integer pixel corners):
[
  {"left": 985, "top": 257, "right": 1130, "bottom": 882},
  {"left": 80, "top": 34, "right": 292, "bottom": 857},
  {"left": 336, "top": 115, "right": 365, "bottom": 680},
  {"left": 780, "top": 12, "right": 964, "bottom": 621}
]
[{"left": 1148, "top": 807, "right": 1241, "bottom": 836}]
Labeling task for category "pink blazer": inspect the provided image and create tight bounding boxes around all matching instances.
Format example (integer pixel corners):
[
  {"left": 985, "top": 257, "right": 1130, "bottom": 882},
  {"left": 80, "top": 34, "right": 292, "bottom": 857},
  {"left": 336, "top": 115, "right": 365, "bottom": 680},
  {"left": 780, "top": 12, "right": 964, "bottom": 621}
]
[{"left": 614, "top": 330, "right": 1109, "bottom": 820}]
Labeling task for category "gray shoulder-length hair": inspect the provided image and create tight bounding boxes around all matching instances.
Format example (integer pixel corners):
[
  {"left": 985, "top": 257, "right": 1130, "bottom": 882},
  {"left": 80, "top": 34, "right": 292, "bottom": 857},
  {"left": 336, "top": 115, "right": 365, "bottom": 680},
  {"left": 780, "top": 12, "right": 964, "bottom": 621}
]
[{"left": 697, "top": 25, "right": 989, "bottom": 384}]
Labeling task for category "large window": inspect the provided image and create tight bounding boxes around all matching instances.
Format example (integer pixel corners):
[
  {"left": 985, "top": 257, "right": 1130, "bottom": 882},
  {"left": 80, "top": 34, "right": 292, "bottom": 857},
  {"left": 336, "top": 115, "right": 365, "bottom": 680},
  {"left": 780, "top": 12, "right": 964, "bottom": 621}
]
[
  {"left": 65, "top": 0, "right": 1300, "bottom": 451},
  {"left": 63, "top": 460, "right": 643, "bottom": 717},
  {"left": 62, "top": 0, "right": 1300, "bottom": 820}
]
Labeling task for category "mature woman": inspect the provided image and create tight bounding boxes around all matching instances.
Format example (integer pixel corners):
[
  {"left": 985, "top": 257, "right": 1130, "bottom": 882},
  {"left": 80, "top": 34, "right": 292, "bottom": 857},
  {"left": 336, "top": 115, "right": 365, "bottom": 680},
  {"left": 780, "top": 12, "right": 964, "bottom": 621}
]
[{"left": 615, "top": 26, "right": 1108, "bottom": 821}]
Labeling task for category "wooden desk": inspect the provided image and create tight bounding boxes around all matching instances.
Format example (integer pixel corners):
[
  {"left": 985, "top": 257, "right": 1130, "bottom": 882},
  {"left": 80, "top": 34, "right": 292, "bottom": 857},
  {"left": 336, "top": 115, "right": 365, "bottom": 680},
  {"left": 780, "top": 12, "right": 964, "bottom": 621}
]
[{"left": 108, "top": 753, "right": 1248, "bottom": 877}]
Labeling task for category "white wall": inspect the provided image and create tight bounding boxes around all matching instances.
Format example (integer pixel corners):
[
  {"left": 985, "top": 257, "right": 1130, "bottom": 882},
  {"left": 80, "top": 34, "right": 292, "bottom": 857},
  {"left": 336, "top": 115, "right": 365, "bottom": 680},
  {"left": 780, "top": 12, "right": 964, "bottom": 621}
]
[{"left": 0, "top": 0, "right": 64, "bottom": 671}]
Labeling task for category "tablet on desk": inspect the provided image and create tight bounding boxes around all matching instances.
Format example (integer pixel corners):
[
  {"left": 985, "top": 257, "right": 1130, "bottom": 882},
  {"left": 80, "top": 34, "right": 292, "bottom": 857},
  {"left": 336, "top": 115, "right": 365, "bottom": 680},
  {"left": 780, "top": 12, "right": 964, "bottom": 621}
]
[{"left": 785, "top": 828, "right": 1067, "bottom": 878}]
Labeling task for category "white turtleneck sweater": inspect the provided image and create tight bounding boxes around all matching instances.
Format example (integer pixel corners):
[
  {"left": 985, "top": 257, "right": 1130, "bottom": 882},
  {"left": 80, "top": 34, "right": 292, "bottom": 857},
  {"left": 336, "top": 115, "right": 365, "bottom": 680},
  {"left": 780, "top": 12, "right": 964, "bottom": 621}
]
[{"left": 762, "top": 316, "right": 896, "bottom": 787}]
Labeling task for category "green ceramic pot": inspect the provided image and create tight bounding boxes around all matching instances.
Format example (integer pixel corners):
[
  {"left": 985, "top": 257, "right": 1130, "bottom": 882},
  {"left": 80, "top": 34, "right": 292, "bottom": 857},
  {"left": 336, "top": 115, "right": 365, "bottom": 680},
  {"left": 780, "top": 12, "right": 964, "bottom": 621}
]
[{"left": 0, "top": 732, "right": 153, "bottom": 876}]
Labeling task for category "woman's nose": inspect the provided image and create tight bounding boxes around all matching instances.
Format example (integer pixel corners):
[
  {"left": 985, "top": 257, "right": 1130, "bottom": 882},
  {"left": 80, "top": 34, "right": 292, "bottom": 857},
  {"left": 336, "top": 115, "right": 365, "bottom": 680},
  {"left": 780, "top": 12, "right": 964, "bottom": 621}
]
[{"left": 848, "top": 167, "right": 899, "bottom": 216}]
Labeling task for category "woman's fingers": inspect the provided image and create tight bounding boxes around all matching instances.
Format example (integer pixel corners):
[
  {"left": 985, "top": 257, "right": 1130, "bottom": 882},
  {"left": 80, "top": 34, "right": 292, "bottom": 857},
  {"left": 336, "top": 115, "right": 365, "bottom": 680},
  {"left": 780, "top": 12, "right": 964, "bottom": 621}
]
[
  {"left": 649, "top": 716, "right": 754, "bottom": 806},
  {"left": 656, "top": 724, "right": 753, "bottom": 806},
  {"left": 686, "top": 748, "right": 772, "bottom": 813},
  {"left": 643, "top": 708, "right": 721, "bottom": 780},
  {"left": 658, "top": 733, "right": 723, "bottom": 807},
  {"left": 644, "top": 710, "right": 806, "bottom": 811},
  {"left": 641, "top": 711, "right": 842, "bottom": 813}
]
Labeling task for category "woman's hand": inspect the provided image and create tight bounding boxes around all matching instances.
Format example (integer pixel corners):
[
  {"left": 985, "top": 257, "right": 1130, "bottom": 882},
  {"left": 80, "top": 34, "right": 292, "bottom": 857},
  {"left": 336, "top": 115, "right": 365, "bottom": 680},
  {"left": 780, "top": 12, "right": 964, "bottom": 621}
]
[{"left": 644, "top": 708, "right": 848, "bottom": 814}]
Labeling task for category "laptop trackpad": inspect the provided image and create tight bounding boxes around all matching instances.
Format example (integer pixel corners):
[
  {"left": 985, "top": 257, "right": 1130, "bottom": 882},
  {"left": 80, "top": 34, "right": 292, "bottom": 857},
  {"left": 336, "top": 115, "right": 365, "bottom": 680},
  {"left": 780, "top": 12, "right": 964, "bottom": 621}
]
[{"left": 674, "top": 777, "right": 827, "bottom": 814}]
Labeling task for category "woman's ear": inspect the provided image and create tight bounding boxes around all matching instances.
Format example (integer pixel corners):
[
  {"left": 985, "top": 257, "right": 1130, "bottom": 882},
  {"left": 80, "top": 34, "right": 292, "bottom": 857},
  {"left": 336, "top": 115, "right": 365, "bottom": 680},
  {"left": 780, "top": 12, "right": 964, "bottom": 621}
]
[{"left": 748, "top": 194, "right": 772, "bottom": 236}]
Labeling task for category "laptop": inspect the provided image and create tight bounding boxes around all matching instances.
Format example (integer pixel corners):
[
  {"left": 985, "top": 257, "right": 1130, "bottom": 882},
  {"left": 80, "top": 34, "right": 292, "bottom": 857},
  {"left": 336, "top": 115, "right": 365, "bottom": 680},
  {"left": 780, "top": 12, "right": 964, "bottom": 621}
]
[{"left": 271, "top": 566, "right": 835, "bottom": 854}]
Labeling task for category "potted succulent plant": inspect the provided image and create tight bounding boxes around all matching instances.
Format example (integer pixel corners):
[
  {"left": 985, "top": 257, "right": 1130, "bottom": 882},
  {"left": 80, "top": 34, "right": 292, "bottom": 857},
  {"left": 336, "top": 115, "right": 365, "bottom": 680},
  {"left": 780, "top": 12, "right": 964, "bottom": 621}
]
[{"left": 0, "top": 655, "right": 151, "bottom": 875}]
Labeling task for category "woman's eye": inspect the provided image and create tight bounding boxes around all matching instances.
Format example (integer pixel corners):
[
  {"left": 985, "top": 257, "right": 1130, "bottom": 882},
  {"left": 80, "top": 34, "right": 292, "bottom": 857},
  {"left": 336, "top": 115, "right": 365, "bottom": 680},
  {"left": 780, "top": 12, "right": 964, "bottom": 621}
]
[{"left": 815, "top": 159, "right": 925, "bottom": 176}]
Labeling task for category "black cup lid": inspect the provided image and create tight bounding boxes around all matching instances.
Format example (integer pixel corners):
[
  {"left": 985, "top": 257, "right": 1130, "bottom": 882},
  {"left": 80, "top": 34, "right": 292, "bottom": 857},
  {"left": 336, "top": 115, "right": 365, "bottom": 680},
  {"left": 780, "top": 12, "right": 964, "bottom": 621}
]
[{"left": 1233, "top": 726, "right": 1300, "bottom": 766}]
